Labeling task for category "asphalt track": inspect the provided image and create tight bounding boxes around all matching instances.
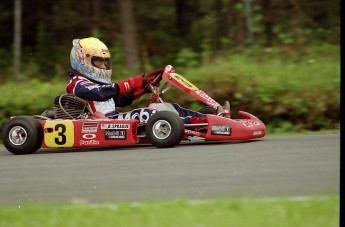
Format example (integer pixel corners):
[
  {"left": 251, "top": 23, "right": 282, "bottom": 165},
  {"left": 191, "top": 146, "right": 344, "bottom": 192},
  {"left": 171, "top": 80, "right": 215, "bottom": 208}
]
[{"left": 0, "top": 134, "right": 340, "bottom": 205}]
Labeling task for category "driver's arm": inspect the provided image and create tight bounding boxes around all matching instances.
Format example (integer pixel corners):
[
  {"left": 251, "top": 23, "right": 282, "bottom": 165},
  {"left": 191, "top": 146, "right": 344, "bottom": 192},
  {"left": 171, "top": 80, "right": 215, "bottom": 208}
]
[
  {"left": 67, "top": 76, "right": 122, "bottom": 101},
  {"left": 67, "top": 75, "right": 146, "bottom": 104},
  {"left": 113, "top": 93, "right": 134, "bottom": 107}
]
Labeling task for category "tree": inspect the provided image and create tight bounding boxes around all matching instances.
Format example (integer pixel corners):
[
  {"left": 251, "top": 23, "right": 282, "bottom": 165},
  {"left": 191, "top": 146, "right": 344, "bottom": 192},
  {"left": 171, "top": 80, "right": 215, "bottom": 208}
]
[
  {"left": 118, "top": 0, "right": 140, "bottom": 72},
  {"left": 13, "top": 0, "right": 21, "bottom": 81},
  {"left": 175, "top": 0, "right": 193, "bottom": 40}
]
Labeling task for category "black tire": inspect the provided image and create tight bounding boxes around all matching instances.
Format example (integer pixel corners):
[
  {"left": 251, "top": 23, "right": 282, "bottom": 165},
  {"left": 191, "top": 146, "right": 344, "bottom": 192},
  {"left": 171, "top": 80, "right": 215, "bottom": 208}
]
[
  {"left": 145, "top": 111, "right": 184, "bottom": 148},
  {"left": 1, "top": 116, "right": 43, "bottom": 155},
  {"left": 198, "top": 106, "right": 216, "bottom": 114}
]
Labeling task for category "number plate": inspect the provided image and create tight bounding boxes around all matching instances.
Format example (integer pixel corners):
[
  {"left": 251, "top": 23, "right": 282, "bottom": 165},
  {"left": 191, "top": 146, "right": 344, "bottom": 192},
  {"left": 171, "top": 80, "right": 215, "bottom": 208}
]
[{"left": 44, "top": 121, "right": 74, "bottom": 147}]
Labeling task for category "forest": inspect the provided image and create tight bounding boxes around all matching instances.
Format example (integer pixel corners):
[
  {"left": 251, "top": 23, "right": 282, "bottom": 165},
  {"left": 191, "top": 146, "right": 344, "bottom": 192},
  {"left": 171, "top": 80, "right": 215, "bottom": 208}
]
[
  {"left": 0, "top": 0, "right": 341, "bottom": 133},
  {"left": 0, "top": 0, "right": 340, "bottom": 79}
]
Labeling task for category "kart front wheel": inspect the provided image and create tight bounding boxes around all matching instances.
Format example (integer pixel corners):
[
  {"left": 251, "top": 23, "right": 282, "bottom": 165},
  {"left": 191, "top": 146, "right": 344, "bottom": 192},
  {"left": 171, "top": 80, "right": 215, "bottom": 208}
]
[
  {"left": 145, "top": 111, "right": 184, "bottom": 148},
  {"left": 1, "top": 116, "right": 43, "bottom": 155}
]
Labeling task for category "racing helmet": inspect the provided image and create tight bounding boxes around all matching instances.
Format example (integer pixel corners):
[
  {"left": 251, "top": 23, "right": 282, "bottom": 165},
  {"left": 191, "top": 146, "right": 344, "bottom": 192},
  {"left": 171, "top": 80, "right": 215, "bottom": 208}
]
[{"left": 70, "top": 37, "right": 112, "bottom": 84}]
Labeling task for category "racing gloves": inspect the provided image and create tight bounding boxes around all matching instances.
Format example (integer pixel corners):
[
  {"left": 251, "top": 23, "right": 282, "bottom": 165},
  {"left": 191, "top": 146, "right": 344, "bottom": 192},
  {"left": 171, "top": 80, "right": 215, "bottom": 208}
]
[
  {"left": 132, "top": 74, "right": 157, "bottom": 99},
  {"left": 116, "top": 73, "right": 156, "bottom": 99}
]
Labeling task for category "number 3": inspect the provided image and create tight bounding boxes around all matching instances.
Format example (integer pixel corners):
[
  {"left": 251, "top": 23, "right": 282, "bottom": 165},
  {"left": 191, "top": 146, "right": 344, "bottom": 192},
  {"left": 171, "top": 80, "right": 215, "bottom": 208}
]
[{"left": 55, "top": 124, "right": 66, "bottom": 145}]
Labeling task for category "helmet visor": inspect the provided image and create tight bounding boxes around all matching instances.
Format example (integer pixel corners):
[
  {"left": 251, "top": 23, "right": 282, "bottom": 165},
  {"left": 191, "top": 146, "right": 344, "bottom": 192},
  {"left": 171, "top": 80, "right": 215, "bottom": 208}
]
[{"left": 91, "top": 56, "right": 111, "bottom": 70}]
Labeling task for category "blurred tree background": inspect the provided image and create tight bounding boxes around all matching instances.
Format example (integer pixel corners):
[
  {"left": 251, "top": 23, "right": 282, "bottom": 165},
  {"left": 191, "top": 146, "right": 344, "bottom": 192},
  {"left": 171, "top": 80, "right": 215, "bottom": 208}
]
[
  {"left": 0, "top": 0, "right": 340, "bottom": 79},
  {"left": 0, "top": 0, "right": 340, "bottom": 133}
]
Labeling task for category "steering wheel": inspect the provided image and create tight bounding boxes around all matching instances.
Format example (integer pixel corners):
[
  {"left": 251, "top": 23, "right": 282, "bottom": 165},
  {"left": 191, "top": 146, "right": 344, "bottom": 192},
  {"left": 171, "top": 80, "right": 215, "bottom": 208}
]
[
  {"left": 132, "top": 68, "right": 164, "bottom": 102},
  {"left": 144, "top": 68, "right": 165, "bottom": 103},
  {"left": 145, "top": 68, "right": 164, "bottom": 86}
]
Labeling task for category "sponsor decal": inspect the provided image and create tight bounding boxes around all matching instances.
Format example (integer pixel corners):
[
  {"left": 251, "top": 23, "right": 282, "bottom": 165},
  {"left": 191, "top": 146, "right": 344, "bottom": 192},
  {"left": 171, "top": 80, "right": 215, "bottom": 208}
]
[
  {"left": 124, "top": 82, "right": 130, "bottom": 92},
  {"left": 211, "top": 125, "right": 231, "bottom": 136},
  {"left": 195, "top": 90, "right": 218, "bottom": 108},
  {"left": 82, "top": 134, "right": 96, "bottom": 139},
  {"left": 239, "top": 120, "right": 260, "bottom": 127},
  {"left": 114, "top": 108, "right": 157, "bottom": 123},
  {"left": 164, "top": 65, "right": 173, "bottom": 73},
  {"left": 105, "top": 130, "right": 126, "bottom": 140},
  {"left": 185, "top": 129, "right": 202, "bottom": 137},
  {"left": 101, "top": 124, "right": 130, "bottom": 129},
  {"left": 252, "top": 131, "right": 262, "bottom": 135},
  {"left": 79, "top": 140, "right": 100, "bottom": 146},
  {"left": 82, "top": 122, "right": 98, "bottom": 133},
  {"left": 169, "top": 73, "right": 198, "bottom": 90}
]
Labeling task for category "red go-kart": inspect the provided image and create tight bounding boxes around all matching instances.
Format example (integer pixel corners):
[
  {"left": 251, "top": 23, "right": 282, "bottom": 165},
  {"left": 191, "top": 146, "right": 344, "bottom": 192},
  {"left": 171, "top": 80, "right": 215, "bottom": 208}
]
[{"left": 1, "top": 65, "right": 266, "bottom": 155}]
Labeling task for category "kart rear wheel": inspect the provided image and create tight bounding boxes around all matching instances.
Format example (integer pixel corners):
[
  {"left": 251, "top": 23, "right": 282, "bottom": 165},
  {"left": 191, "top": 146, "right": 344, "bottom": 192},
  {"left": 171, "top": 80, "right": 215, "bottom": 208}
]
[
  {"left": 145, "top": 111, "right": 184, "bottom": 148},
  {"left": 1, "top": 116, "right": 43, "bottom": 155}
]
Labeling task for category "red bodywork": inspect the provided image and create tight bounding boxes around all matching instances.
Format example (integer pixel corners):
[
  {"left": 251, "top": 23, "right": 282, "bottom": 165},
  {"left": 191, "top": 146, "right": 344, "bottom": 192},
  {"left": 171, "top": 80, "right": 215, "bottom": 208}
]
[
  {"left": 40, "top": 119, "right": 139, "bottom": 148},
  {"left": 160, "top": 65, "right": 266, "bottom": 141},
  {"left": 204, "top": 112, "right": 265, "bottom": 140},
  {"left": 39, "top": 64, "right": 265, "bottom": 149}
]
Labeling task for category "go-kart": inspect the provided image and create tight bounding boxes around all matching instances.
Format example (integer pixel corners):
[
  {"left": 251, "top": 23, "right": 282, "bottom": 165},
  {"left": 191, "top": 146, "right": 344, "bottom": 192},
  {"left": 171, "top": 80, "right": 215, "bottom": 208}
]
[{"left": 1, "top": 65, "right": 266, "bottom": 155}]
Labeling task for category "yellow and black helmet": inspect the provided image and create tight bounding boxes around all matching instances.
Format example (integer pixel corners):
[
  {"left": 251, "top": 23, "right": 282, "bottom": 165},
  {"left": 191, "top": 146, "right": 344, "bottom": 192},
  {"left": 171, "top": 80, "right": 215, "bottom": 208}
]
[{"left": 70, "top": 37, "right": 112, "bottom": 84}]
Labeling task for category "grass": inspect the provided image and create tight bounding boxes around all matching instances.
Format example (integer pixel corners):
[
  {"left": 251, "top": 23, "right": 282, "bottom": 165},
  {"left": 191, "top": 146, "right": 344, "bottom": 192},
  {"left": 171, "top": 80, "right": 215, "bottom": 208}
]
[
  {"left": 267, "top": 128, "right": 340, "bottom": 137},
  {"left": 0, "top": 196, "right": 339, "bottom": 227},
  {"left": 184, "top": 44, "right": 340, "bottom": 88}
]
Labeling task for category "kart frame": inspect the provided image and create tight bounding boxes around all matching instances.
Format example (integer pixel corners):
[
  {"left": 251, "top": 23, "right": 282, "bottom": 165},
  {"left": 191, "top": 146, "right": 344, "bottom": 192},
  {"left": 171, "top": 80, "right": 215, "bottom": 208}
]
[{"left": 1, "top": 65, "right": 266, "bottom": 155}]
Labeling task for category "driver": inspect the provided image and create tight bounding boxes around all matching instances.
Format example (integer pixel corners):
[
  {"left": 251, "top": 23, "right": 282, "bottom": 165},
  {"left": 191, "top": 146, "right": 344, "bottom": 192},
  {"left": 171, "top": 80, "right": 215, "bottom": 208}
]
[{"left": 66, "top": 37, "right": 207, "bottom": 124}]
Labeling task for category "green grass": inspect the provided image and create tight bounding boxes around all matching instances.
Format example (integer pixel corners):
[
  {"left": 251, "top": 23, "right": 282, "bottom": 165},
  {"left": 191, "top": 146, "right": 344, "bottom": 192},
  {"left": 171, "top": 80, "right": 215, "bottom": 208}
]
[
  {"left": 167, "top": 44, "right": 340, "bottom": 132},
  {"left": 0, "top": 196, "right": 339, "bottom": 227},
  {"left": 267, "top": 128, "right": 340, "bottom": 137},
  {"left": 184, "top": 44, "right": 340, "bottom": 87}
]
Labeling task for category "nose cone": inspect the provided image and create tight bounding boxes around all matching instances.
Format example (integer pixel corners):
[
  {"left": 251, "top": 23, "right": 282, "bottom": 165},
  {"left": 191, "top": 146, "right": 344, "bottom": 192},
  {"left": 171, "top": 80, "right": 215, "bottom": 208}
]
[{"left": 237, "top": 111, "right": 266, "bottom": 139}]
